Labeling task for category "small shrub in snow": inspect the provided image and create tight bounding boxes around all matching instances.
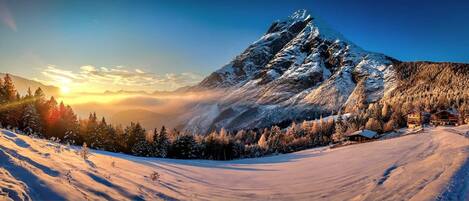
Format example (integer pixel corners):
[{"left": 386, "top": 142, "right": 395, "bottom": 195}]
[
  {"left": 65, "top": 170, "right": 73, "bottom": 183},
  {"left": 150, "top": 171, "right": 160, "bottom": 182},
  {"left": 54, "top": 143, "right": 64, "bottom": 153},
  {"left": 80, "top": 142, "right": 90, "bottom": 160}
]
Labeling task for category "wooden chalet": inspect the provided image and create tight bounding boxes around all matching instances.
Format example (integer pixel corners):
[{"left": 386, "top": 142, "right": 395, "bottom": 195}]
[
  {"left": 346, "top": 129, "right": 377, "bottom": 142},
  {"left": 407, "top": 111, "right": 430, "bottom": 128},
  {"left": 430, "top": 110, "right": 459, "bottom": 126}
]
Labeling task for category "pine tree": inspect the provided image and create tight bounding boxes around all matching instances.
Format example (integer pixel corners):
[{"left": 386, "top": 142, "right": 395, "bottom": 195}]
[
  {"left": 21, "top": 103, "right": 41, "bottom": 135},
  {"left": 33, "top": 87, "right": 47, "bottom": 132},
  {"left": 26, "top": 87, "right": 33, "bottom": 99},
  {"left": 44, "top": 96, "right": 61, "bottom": 139},
  {"left": 34, "top": 87, "right": 45, "bottom": 100},
  {"left": 234, "top": 129, "right": 246, "bottom": 142},
  {"left": 126, "top": 122, "right": 150, "bottom": 156},
  {"left": 301, "top": 120, "right": 310, "bottom": 132},
  {"left": 333, "top": 113, "right": 347, "bottom": 143},
  {"left": 1, "top": 74, "right": 20, "bottom": 128},
  {"left": 114, "top": 125, "right": 127, "bottom": 152},
  {"left": 245, "top": 130, "right": 257, "bottom": 145},
  {"left": 169, "top": 134, "right": 198, "bottom": 159},
  {"left": 152, "top": 126, "right": 170, "bottom": 157},
  {"left": 217, "top": 128, "right": 233, "bottom": 160},
  {"left": 94, "top": 117, "right": 109, "bottom": 149},
  {"left": 85, "top": 113, "right": 99, "bottom": 147},
  {"left": 286, "top": 122, "right": 298, "bottom": 137},
  {"left": 267, "top": 126, "right": 283, "bottom": 153},
  {"left": 3, "top": 74, "right": 17, "bottom": 102},
  {"left": 61, "top": 105, "right": 79, "bottom": 144},
  {"left": 310, "top": 120, "right": 320, "bottom": 144},
  {"left": 219, "top": 128, "right": 229, "bottom": 144}
]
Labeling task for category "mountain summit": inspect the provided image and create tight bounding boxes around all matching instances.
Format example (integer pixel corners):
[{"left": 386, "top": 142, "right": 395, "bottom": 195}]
[{"left": 182, "top": 10, "right": 468, "bottom": 134}]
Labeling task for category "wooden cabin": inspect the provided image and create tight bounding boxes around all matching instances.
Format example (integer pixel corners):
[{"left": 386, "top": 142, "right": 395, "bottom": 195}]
[
  {"left": 430, "top": 110, "right": 459, "bottom": 126},
  {"left": 346, "top": 129, "right": 377, "bottom": 142},
  {"left": 407, "top": 111, "right": 430, "bottom": 128},
  {"left": 407, "top": 112, "right": 422, "bottom": 128}
]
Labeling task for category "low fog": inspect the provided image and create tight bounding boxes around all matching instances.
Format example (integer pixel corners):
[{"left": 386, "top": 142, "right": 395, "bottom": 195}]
[{"left": 63, "top": 90, "right": 222, "bottom": 131}]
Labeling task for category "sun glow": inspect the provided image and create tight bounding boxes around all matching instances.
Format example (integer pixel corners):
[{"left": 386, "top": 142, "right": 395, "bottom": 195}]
[{"left": 60, "top": 86, "right": 71, "bottom": 94}]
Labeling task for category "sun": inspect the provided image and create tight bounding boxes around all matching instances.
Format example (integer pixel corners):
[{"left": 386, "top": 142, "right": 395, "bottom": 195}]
[{"left": 60, "top": 86, "right": 71, "bottom": 94}]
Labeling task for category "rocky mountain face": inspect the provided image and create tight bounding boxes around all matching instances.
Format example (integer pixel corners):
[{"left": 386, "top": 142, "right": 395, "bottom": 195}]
[{"left": 181, "top": 10, "right": 467, "bottom": 134}]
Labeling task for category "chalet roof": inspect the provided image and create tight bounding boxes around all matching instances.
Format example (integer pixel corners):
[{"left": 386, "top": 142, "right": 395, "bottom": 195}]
[
  {"left": 405, "top": 110, "right": 430, "bottom": 116},
  {"left": 434, "top": 109, "right": 459, "bottom": 116},
  {"left": 347, "top": 129, "right": 377, "bottom": 139}
]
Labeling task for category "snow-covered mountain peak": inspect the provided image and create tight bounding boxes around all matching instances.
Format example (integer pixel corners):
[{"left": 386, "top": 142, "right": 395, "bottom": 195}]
[
  {"left": 186, "top": 10, "right": 397, "bottom": 133},
  {"left": 287, "top": 9, "right": 311, "bottom": 22},
  {"left": 304, "top": 16, "right": 355, "bottom": 48}
]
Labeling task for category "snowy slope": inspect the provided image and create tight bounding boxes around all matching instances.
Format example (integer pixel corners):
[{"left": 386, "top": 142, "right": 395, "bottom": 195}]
[
  {"left": 1, "top": 126, "right": 468, "bottom": 201},
  {"left": 184, "top": 10, "right": 396, "bottom": 133}
]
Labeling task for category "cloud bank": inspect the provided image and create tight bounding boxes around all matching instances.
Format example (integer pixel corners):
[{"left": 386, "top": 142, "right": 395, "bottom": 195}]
[{"left": 39, "top": 65, "right": 203, "bottom": 92}]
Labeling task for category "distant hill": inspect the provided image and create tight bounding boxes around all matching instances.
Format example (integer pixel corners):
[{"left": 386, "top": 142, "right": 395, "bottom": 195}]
[
  {"left": 0, "top": 73, "right": 60, "bottom": 98},
  {"left": 109, "top": 109, "right": 176, "bottom": 130}
]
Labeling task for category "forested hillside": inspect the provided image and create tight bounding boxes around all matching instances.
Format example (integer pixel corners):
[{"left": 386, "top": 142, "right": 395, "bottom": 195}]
[{"left": 388, "top": 61, "right": 469, "bottom": 109}]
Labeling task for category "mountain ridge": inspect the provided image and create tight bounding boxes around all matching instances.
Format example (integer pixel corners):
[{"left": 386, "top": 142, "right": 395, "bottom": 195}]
[{"left": 0, "top": 73, "right": 60, "bottom": 98}]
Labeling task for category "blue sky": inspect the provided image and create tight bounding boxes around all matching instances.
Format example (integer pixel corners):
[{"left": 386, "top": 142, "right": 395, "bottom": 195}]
[{"left": 0, "top": 0, "right": 468, "bottom": 92}]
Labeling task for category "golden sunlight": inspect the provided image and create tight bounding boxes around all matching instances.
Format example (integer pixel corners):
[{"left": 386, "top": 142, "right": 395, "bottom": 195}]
[{"left": 60, "top": 86, "right": 71, "bottom": 94}]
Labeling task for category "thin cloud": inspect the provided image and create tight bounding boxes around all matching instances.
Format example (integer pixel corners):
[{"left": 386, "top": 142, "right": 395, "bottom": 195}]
[
  {"left": 40, "top": 65, "right": 203, "bottom": 92},
  {"left": 0, "top": 0, "right": 17, "bottom": 32}
]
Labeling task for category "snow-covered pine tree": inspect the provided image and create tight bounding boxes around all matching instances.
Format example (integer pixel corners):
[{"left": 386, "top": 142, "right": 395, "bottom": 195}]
[
  {"left": 21, "top": 103, "right": 42, "bottom": 135},
  {"left": 169, "top": 134, "right": 198, "bottom": 159},
  {"left": 127, "top": 122, "right": 151, "bottom": 156},
  {"left": 61, "top": 105, "right": 79, "bottom": 144},
  {"left": 152, "top": 126, "right": 170, "bottom": 157},
  {"left": 93, "top": 117, "right": 108, "bottom": 150}
]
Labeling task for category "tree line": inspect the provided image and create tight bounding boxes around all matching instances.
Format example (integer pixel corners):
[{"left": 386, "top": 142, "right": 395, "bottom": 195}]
[{"left": 1, "top": 73, "right": 468, "bottom": 160}]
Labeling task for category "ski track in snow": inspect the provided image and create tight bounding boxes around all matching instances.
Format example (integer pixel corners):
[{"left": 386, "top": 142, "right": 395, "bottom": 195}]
[{"left": 0, "top": 126, "right": 468, "bottom": 201}]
